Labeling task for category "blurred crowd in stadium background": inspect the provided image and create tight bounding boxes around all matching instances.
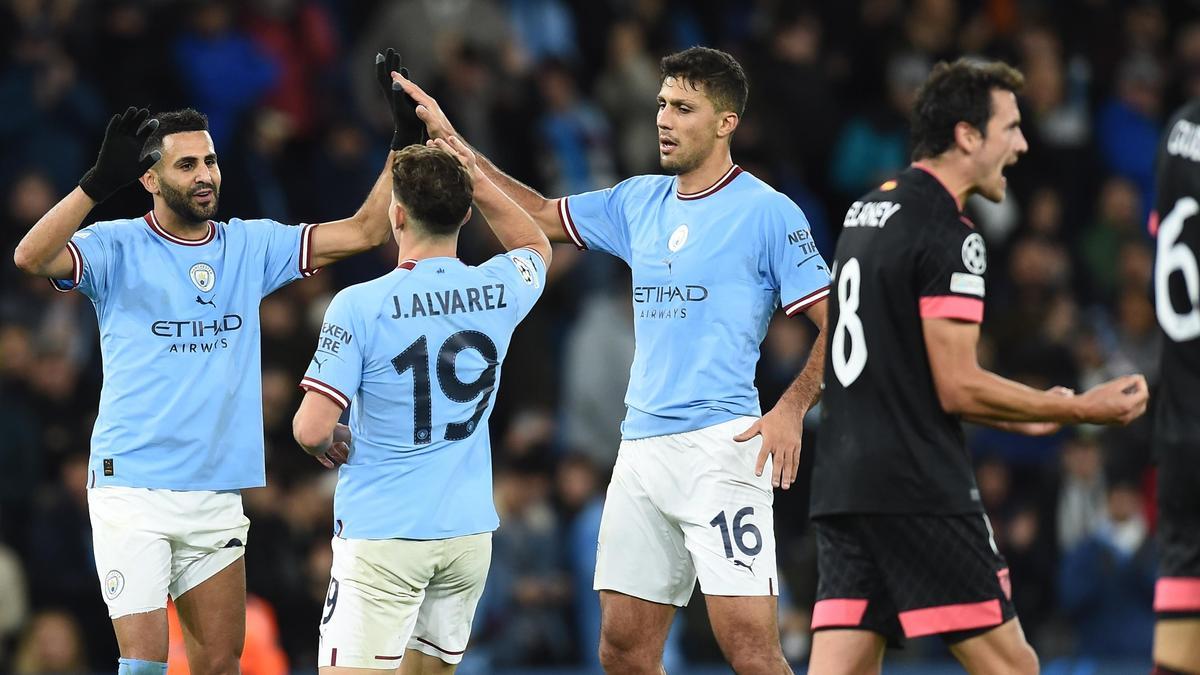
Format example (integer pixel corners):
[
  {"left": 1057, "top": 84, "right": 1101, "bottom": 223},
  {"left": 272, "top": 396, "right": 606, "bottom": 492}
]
[{"left": 1, "top": 0, "right": 1198, "bottom": 672}]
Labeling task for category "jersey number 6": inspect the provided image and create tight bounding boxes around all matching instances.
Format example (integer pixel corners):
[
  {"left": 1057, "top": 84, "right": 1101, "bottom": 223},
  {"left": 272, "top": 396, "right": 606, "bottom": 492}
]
[
  {"left": 1156, "top": 197, "right": 1200, "bottom": 342},
  {"left": 392, "top": 331, "right": 499, "bottom": 444}
]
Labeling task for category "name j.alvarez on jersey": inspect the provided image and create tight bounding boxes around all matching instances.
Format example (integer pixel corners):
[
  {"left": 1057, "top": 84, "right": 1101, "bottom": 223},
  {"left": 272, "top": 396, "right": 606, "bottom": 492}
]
[{"left": 390, "top": 284, "right": 508, "bottom": 319}]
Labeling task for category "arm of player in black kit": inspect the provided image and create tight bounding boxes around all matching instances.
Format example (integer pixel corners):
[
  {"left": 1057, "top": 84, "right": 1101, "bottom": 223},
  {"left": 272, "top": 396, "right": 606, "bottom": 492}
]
[
  {"left": 431, "top": 135, "right": 553, "bottom": 267},
  {"left": 293, "top": 394, "right": 349, "bottom": 469},
  {"left": 963, "top": 387, "right": 1074, "bottom": 436},
  {"left": 923, "top": 318, "right": 1149, "bottom": 426},
  {"left": 391, "top": 70, "right": 570, "bottom": 244},
  {"left": 13, "top": 106, "right": 159, "bottom": 279},
  {"left": 734, "top": 298, "right": 827, "bottom": 491}
]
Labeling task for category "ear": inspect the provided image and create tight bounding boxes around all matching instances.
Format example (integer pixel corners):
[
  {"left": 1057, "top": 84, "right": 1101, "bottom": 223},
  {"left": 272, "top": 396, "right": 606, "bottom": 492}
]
[
  {"left": 139, "top": 169, "right": 159, "bottom": 195},
  {"left": 392, "top": 202, "right": 407, "bottom": 233},
  {"left": 716, "top": 112, "right": 739, "bottom": 140},
  {"left": 953, "top": 121, "right": 983, "bottom": 155},
  {"left": 460, "top": 205, "right": 473, "bottom": 227}
]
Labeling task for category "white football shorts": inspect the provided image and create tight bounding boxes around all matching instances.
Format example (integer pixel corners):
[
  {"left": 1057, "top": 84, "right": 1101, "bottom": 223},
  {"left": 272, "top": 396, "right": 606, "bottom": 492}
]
[
  {"left": 594, "top": 416, "right": 779, "bottom": 606},
  {"left": 318, "top": 533, "right": 492, "bottom": 668},
  {"left": 88, "top": 486, "right": 249, "bottom": 619}
]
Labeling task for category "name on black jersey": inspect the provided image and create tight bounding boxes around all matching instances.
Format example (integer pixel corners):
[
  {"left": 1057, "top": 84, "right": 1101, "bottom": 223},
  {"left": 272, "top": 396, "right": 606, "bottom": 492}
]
[
  {"left": 390, "top": 284, "right": 507, "bottom": 320},
  {"left": 1167, "top": 119, "right": 1200, "bottom": 162},
  {"left": 843, "top": 201, "right": 902, "bottom": 229}
]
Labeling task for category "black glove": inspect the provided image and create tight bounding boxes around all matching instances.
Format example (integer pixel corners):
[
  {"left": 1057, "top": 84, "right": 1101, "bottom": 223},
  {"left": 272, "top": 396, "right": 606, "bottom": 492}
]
[
  {"left": 375, "top": 48, "right": 425, "bottom": 150},
  {"left": 79, "top": 107, "right": 160, "bottom": 203}
]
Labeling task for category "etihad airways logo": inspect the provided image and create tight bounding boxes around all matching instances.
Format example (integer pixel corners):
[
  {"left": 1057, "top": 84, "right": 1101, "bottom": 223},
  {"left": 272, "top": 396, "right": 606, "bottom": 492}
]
[
  {"left": 632, "top": 284, "right": 708, "bottom": 319},
  {"left": 151, "top": 314, "right": 243, "bottom": 337}
]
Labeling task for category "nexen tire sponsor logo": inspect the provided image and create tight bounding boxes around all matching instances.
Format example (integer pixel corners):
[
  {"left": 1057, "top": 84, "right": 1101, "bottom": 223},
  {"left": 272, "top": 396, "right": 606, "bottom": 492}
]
[
  {"left": 633, "top": 285, "right": 709, "bottom": 303},
  {"left": 151, "top": 314, "right": 243, "bottom": 337}
]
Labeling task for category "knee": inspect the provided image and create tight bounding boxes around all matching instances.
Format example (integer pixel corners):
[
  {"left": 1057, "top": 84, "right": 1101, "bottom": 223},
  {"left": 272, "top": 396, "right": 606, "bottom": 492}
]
[
  {"left": 726, "top": 647, "right": 789, "bottom": 675},
  {"left": 598, "top": 629, "right": 655, "bottom": 673},
  {"left": 188, "top": 650, "right": 242, "bottom": 675}
]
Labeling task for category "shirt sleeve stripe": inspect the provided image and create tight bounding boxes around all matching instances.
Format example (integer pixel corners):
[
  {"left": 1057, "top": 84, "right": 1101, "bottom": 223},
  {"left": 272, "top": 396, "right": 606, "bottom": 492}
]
[
  {"left": 49, "top": 241, "right": 84, "bottom": 293},
  {"left": 300, "top": 223, "right": 321, "bottom": 277},
  {"left": 557, "top": 198, "right": 586, "bottom": 250},
  {"left": 300, "top": 376, "right": 350, "bottom": 409},
  {"left": 919, "top": 295, "right": 984, "bottom": 323},
  {"left": 784, "top": 286, "right": 830, "bottom": 316},
  {"left": 515, "top": 246, "right": 547, "bottom": 267}
]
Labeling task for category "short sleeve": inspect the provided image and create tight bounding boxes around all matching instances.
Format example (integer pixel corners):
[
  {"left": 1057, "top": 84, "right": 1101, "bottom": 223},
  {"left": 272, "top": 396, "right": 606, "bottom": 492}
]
[
  {"left": 916, "top": 220, "right": 987, "bottom": 323},
  {"left": 241, "top": 219, "right": 321, "bottom": 297},
  {"left": 299, "top": 291, "right": 362, "bottom": 410},
  {"left": 50, "top": 223, "right": 112, "bottom": 300},
  {"left": 478, "top": 247, "right": 549, "bottom": 322},
  {"left": 766, "top": 197, "right": 831, "bottom": 316},
  {"left": 556, "top": 181, "right": 634, "bottom": 262}
]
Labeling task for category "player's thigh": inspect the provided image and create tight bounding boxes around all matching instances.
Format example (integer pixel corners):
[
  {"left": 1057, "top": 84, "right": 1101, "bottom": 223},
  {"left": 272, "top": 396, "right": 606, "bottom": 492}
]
[
  {"left": 400, "top": 649, "right": 456, "bottom": 675},
  {"left": 1154, "top": 619, "right": 1200, "bottom": 673},
  {"left": 673, "top": 418, "right": 777, "bottom": 599},
  {"left": 174, "top": 557, "right": 246, "bottom": 674},
  {"left": 88, "top": 487, "right": 174, "bottom": 658},
  {"left": 406, "top": 533, "right": 491, "bottom": 665},
  {"left": 705, "top": 594, "right": 790, "bottom": 672},
  {"left": 321, "top": 537, "right": 438, "bottom": 670},
  {"left": 947, "top": 618, "right": 1038, "bottom": 675},
  {"left": 598, "top": 590, "right": 676, "bottom": 658},
  {"left": 168, "top": 490, "right": 251, "bottom": 671},
  {"left": 595, "top": 441, "right": 695, "bottom": 607},
  {"left": 808, "top": 629, "right": 886, "bottom": 675},
  {"left": 865, "top": 514, "right": 1016, "bottom": 642},
  {"left": 809, "top": 517, "right": 903, "bottom": 655}
]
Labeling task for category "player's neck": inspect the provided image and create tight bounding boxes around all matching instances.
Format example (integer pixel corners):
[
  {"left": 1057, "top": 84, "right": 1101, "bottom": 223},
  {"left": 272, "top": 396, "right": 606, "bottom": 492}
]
[
  {"left": 396, "top": 236, "right": 457, "bottom": 265},
  {"left": 677, "top": 151, "right": 735, "bottom": 195},
  {"left": 151, "top": 204, "right": 210, "bottom": 240},
  {"left": 911, "top": 158, "right": 970, "bottom": 211}
]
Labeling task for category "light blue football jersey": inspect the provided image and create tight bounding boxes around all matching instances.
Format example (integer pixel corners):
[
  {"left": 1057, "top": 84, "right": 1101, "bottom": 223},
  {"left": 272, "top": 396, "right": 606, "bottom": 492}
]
[
  {"left": 300, "top": 250, "right": 547, "bottom": 540},
  {"left": 557, "top": 166, "right": 830, "bottom": 439},
  {"left": 52, "top": 211, "right": 320, "bottom": 490}
]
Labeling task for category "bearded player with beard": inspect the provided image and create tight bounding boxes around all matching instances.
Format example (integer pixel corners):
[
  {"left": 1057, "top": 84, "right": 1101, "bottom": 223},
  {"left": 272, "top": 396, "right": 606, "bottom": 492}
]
[{"left": 13, "top": 95, "right": 411, "bottom": 675}]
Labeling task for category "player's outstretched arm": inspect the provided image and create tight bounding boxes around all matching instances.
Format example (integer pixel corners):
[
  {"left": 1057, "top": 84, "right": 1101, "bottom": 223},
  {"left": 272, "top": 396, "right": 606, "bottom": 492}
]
[
  {"left": 293, "top": 394, "right": 350, "bottom": 469},
  {"left": 923, "top": 317, "right": 1149, "bottom": 425},
  {"left": 305, "top": 151, "right": 396, "bottom": 269},
  {"left": 734, "top": 299, "right": 827, "bottom": 490},
  {"left": 14, "top": 107, "right": 160, "bottom": 278},
  {"left": 432, "top": 136, "right": 553, "bottom": 266},
  {"left": 392, "top": 70, "right": 570, "bottom": 244}
]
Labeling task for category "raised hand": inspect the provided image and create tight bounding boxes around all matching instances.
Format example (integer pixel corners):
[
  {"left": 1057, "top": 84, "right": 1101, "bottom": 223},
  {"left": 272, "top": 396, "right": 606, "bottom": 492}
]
[
  {"left": 429, "top": 136, "right": 479, "bottom": 180},
  {"left": 375, "top": 48, "right": 425, "bottom": 149},
  {"left": 392, "top": 69, "right": 458, "bottom": 141},
  {"left": 79, "top": 106, "right": 160, "bottom": 203}
]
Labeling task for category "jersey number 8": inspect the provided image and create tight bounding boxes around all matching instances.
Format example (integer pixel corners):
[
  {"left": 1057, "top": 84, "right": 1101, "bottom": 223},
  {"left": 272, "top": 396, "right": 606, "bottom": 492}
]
[
  {"left": 1156, "top": 197, "right": 1200, "bottom": 342},
  {"left": 832, "top": 257, "right": 868, "bottom": 387},
  {"left": 392, "top": 331, "right": 499, "bottom": 444}
]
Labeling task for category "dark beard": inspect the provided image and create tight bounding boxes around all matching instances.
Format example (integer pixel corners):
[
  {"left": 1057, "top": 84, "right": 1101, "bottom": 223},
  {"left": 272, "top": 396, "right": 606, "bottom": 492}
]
[{"left": 159, "top": 179, "right": 219, "bottom": 224}]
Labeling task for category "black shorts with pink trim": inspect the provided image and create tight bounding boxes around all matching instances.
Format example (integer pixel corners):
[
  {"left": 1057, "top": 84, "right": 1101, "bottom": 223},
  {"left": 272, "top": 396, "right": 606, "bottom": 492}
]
[
  {"left": 1155, "top": 442, "right": 1200, "bottom": 619},
  {"left": 811, "top": 513, "right": 1016, "bottom": 645}
]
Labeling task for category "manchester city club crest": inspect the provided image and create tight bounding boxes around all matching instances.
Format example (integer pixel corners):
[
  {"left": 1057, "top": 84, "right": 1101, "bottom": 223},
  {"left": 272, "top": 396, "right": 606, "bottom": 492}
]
[
  {"left": 668, "top": 224, "right": 689, "bottom": 252},
  {"left": 189, "top": 262, "right": 216, "bottom": 292},
  {"left": 105, "top": 570, "right": 125, "bottom": 599}
]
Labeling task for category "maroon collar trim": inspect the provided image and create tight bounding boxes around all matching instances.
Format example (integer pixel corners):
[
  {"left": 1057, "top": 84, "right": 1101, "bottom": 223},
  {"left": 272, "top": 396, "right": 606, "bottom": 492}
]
[
  {"left": 144, "top": 212, "right": 215, "bottom": 246},
  {"left": 676, "top": 165, "right": 743, "bottom": 201}
]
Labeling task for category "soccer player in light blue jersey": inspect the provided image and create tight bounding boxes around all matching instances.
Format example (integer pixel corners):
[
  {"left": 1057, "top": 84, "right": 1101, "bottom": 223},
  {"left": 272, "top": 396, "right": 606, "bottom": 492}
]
[
  {"left": 291, "top": 137, "right": 551, "bottom": 673},
  {"left": 13, "top": 104, "right": 402, "bottom": 674},
  {"left": 397, "top": 47, "right": 828, "bottom": 674}
]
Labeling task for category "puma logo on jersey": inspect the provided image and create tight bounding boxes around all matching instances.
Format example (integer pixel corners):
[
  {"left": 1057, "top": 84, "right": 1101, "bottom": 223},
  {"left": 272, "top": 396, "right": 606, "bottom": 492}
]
[
  {"left": 733, "top": 558, "right": 756, "bottom": 575},
  {"left": 312, "top": 356, "right": 327, "bottom": 372},
  {"left": 843, "top": 201, "right": 902, "bottom": 229},
  {"left": 195, "top": 295, "right": 216, "bottom": 307}
]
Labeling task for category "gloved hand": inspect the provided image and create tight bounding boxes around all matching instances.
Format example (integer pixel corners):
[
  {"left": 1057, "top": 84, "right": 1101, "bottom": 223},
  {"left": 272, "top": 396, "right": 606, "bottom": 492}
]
[
  {"left": 79, "top": 107, "right": 160, "bottom": 203},
  {"left": 375, "top": 48, "right": 425, "bottom": 150}
]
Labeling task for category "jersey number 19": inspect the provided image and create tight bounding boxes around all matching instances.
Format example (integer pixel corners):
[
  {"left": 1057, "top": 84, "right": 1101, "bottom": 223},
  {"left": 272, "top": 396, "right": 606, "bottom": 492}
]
[{"left": 392, "top": 331, "right": 499, "bottom": 444}]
